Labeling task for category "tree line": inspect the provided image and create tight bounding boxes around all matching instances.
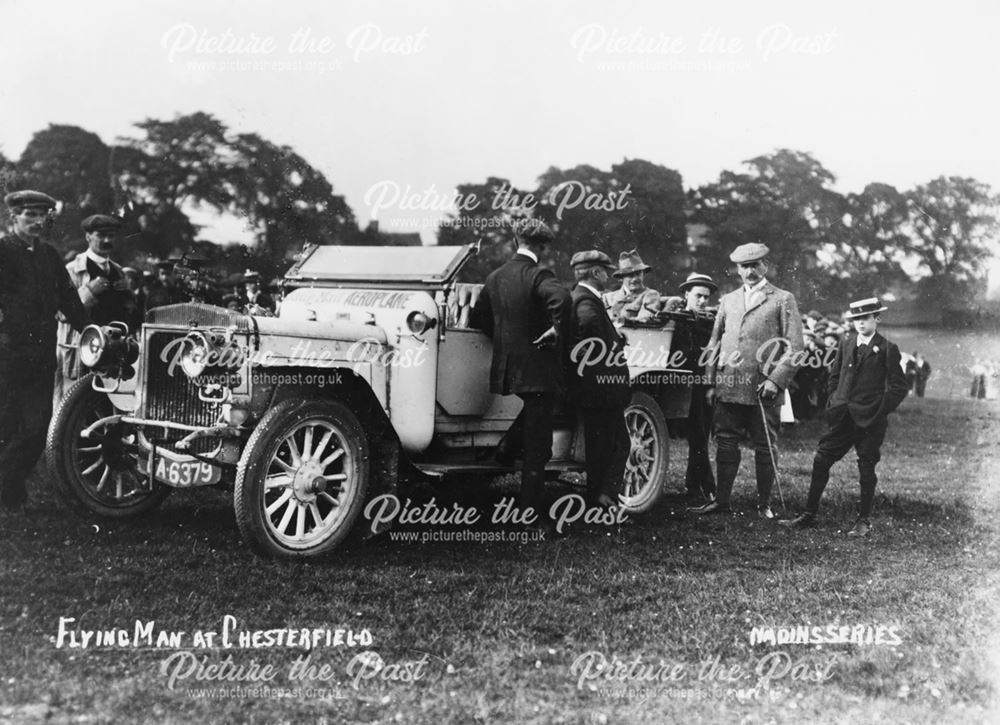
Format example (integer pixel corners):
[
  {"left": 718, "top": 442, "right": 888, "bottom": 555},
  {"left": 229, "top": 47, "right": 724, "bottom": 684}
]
[{"left": 1, "top": 112, "right": 996, "bottom": 317}]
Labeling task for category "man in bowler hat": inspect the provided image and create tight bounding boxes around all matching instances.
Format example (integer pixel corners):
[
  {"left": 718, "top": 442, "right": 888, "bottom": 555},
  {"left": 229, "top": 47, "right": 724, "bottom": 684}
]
[
  {"left": 781, "top": 298, "right": 908, "bottom": 537},
  {"left": 0, "top": 191, "right": 87, "bottom": 510},
  {"left": 469, "top": 219, "right": 571, "bottom": 519},
  {"left": 693, "top": 243, "right": 804, "bottom": 518},
  {"left": 566, "top": 250, "right": 630, "bottom": 508}
]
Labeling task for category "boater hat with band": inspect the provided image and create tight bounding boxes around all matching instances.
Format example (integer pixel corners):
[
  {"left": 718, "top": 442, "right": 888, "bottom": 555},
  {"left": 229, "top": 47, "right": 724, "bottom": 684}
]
[{"left": 846, "top": 297, "right": 888, "bottom": 319}]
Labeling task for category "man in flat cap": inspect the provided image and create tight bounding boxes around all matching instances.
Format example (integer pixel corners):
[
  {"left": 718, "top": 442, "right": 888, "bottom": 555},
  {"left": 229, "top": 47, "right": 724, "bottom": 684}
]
[
  {"left": 55, "top": 214, "right": 139, "bottom": 401},
  {"left": 566, "top": 250, "right": 630, "bottom": 509},
  {"left": 604, "top": 249, "right": 662, "bottom": 323},
  {"left": 0, "top": 190, "right": 87, "bottom": 511},
  {"left": 676, "top": 272, "right": 719, "bottom": 504},
  {"left": 469, "top": 218, "right": 571, "bottom": 522},
  {"left": 693, "top": 243, "right": 804, "bottom": 518}
]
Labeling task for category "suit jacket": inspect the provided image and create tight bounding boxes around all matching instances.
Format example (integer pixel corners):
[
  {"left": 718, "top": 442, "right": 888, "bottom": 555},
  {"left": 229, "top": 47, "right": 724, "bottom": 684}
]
[
  {"left": 57, "top": 252, "right": 138, "bottom": 383},
  {"left": 827, "top": 331, "right": 908, "bottom": 428},
  {"left": 568, "top": 284, "right": 630, "bottom": 409},
  {"left": 706, "top": 280, "right": 804, "bottom": 406},
  {"left": 0, "top": 236, "right": 86, "bottom": 379},
  {"left": 468, "top": 253, "right": 571, "bottom": 395}
]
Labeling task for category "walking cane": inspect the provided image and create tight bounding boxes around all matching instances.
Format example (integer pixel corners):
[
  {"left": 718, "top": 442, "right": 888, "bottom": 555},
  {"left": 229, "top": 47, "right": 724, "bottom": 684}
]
[{"left": 757, "top": 394, "right": 786, "bottom": 514}]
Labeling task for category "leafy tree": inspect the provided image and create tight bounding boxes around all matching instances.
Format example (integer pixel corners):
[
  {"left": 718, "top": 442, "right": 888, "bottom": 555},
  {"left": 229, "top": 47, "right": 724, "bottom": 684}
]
[
  {"left": 228, "top": 132, "right": 357, "bottom": 279},
  {"left": 904, "top": 176, "right": 999, "bottom": 310},
  {"left": 820, "top": 183, "right": 911, "bottom": 301},
  {"left": 535, "top": 159, "right": 687, "bottom": 290},
  {"left": 689, "top": 149, "right": 845, "bottom": 302},
  {"left": 437, "top": 177, "right": 532, "bottom": 282},
  {"left": 440, "top": 161, "right": 687, "bottom": 287},
  {"left": 117, "top": 113, "right": 357, "bottom": 278}
]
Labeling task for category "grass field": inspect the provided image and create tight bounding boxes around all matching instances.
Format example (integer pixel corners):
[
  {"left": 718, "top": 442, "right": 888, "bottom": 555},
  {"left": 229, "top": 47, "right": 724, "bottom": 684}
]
[{"left": 2, "top": 395, "right": 999, "bottom": 724}]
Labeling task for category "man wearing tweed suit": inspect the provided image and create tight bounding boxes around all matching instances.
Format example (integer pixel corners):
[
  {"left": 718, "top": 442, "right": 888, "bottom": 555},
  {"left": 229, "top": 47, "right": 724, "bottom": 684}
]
[{"left": 693, "top": 243, "right": 804, "bottom": 518}]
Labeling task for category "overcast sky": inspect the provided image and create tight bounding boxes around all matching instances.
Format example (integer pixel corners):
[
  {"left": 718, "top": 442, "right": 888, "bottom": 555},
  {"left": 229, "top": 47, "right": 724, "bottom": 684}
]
[{"left": 2, "top": 0, "right": 998, "bottom": 255}]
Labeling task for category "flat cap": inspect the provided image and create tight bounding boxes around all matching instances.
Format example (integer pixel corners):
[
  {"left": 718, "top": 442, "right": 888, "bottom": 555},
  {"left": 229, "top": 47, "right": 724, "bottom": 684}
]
[
  {"left": 4, "top": 190, "right": 57, "bottom": 211},
  {"left": 243, "top": 269, "right": 261, "bottom": 282},
  {"left": 679, "top": 272, "right": 718, "bottom": 293},
  {"left": 729, "top": 242, "right": 770, "bottom": 264},
  {"left": 569, "top": 250, "right": 615, "bottom": 268},
  {"left": 81, "top": 214, "right": 122, "bottom": 233},
  {"left": 512, "top": 218, "right": 555, "bottom": 244}
]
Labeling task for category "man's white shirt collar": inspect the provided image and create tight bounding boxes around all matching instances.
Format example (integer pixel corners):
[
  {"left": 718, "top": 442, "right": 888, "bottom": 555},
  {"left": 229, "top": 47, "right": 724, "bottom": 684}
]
[
  {"left": 743, "top": 278, "right": 767, "bottom": 296},
  {"left": 856, "top": 332, "right": 875, "bottom": 346},
  {"left": 85, "top": 248, "right": 110, "bottom": 268},
  {"left": 516, "top": 248, "right": 538, "bottom": 263},
  {"left": 578, "top": 281, "right": 601, "bottom": 298}
]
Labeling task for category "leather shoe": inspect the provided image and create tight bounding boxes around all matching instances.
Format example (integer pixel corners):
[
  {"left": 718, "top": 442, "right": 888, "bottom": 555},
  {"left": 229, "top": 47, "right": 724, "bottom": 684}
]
[
  {"left": 693, "top": 500, "right": 730, "bottom": 515},
  {"left": 779, "top": 512, "right": 816, "bottom": 528},
  {"left": 846, "top": 519, "right": 872, "bottom": 538},
  {"left": 758, "top": 505, "right": 775, "bottom": 520}
]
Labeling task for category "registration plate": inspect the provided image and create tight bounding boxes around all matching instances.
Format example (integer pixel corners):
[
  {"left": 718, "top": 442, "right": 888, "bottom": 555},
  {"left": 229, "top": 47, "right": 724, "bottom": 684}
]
[{"left": 140, "top": 448, "right": 221, "bottom": 487}]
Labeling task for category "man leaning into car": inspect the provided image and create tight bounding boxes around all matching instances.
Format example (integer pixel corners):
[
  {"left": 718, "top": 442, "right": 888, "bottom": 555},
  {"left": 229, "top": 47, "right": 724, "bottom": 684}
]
[{"left": 468, "top": 219, "right": 571, "bottom": 522}]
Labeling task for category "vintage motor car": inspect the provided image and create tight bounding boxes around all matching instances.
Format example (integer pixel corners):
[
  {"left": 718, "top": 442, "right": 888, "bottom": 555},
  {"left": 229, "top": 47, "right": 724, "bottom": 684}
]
[{"left": 46, "top": 244, "right": 692, "bottom": 558}]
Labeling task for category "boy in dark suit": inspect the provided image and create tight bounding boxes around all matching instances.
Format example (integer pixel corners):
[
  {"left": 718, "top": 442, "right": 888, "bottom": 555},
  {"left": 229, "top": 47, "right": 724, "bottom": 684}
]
[{"left": 781, "top": 298, "right": 909, "bottom": 536}]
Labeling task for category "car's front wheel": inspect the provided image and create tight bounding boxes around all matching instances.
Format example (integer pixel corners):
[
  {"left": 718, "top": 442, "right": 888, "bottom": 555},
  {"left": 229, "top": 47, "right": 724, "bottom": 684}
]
[
  {"left": 619, "top": 391, "right": 669, "bottom": 513},
  {"left": 46, "top": 373, "right": 169, "bottom": 518},
  {"left": 234, "top": 398, "right": 370, "bottom": 558}
]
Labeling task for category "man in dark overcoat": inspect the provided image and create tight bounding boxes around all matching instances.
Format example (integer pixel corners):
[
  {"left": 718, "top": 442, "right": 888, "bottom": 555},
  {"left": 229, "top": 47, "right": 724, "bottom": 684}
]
[
  {"left": 0, "top": 190, "right": 87, "bottom": 510},
  {"left": 566, "top": 250, "right": 630, "bottom": 508},
  {"left": 469, "top": 219, "right": 571, "bottom": 516}
]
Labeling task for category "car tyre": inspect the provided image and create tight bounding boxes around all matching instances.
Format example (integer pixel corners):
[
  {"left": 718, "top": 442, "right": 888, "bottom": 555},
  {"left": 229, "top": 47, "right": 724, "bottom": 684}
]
[
  {"left": 46, "top": 373, "right": 169, "bottom": 519},
  {"left": 619, "top": 391, "right": 669, "bottom": 513},
  {"left": 234, "top": 397, "right": 370, "bottom": 558}
]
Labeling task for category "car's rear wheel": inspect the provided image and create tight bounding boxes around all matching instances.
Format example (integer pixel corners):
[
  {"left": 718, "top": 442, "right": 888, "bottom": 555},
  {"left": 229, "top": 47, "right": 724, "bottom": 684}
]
[
  {"left": 619, "top": 391, "right": 669, "bottom": 513},
  {"left": 234, "top": 398, "right": 370, "bottom": 558},
  {"left": 46, "top": 373, "right": 169, "bottom": 518}
]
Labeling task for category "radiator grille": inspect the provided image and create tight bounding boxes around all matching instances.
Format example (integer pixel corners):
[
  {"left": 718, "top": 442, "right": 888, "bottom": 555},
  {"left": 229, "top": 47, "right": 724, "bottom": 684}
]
[{"left": 142, "top": 331, "right": 221, "bottom": 453}]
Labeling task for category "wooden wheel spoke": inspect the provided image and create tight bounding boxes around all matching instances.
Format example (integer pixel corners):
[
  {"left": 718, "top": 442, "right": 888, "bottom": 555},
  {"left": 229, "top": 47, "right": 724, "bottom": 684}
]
[{"left": 266, "top": 489, "right": 293, "bottom": 515}]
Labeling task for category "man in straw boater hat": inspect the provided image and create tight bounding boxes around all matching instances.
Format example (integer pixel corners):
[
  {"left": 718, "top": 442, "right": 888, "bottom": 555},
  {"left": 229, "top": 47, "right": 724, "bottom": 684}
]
[
  {"left": 0, "top": 190, "right": 87, "bottom": 511},
  {"left": 469, "top": 218, "right": 571, "bottom": 525},
  {"left": 781, "top": 297, "right": 908, "bottom": 537},
  {"left": 692, "top": 242, "right": 804, "bottom": 519},
  {"left": 603, "top": 249, "right": 661, "bottom": 322},
  {"left": 566, "top": 250, "right": 631, "bottom": 509},
  {"left": 675, "top": 272, "right": 719, "bottom": 504}
]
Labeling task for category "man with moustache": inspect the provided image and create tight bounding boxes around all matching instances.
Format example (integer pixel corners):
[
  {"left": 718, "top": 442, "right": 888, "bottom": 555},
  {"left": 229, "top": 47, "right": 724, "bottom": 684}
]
[
  {"left": 469, "top": 219, "right": 571, "bottom": 521},
  {"left": 0, "top": 191, "right": 87, "bottom": 511},
  {"left": 604, "top": 249, "right": 662, "bottom": 323},
  {"left": 56, "top": 214, "right": 138, "bottom": 401},
  {"left": 566, "top": 250, "right": 630, "bottom": 509},
  {"left": 693, "top": 243, "right": 804, "bottom": 519}
]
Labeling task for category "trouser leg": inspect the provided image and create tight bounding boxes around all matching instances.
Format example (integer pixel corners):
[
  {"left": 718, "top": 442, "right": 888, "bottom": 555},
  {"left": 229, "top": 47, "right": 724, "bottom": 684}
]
[
  {"left": 686, "top": 390, "right": 716, "bottom": 497},
  {"left": 804, "top": 406, "right": 860, "bottom": 515},
  {"left": 712, "top": 401, "right": 750, "bottom": 508},
  {"left": 0, "top": 373, "right": 54, "bottom": 506},
  {"left": 855, "top": 416, "right": 888, "bottom": 520},
  {"left": 516, "top": 393, "right": 554, "bottom": 517}
]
